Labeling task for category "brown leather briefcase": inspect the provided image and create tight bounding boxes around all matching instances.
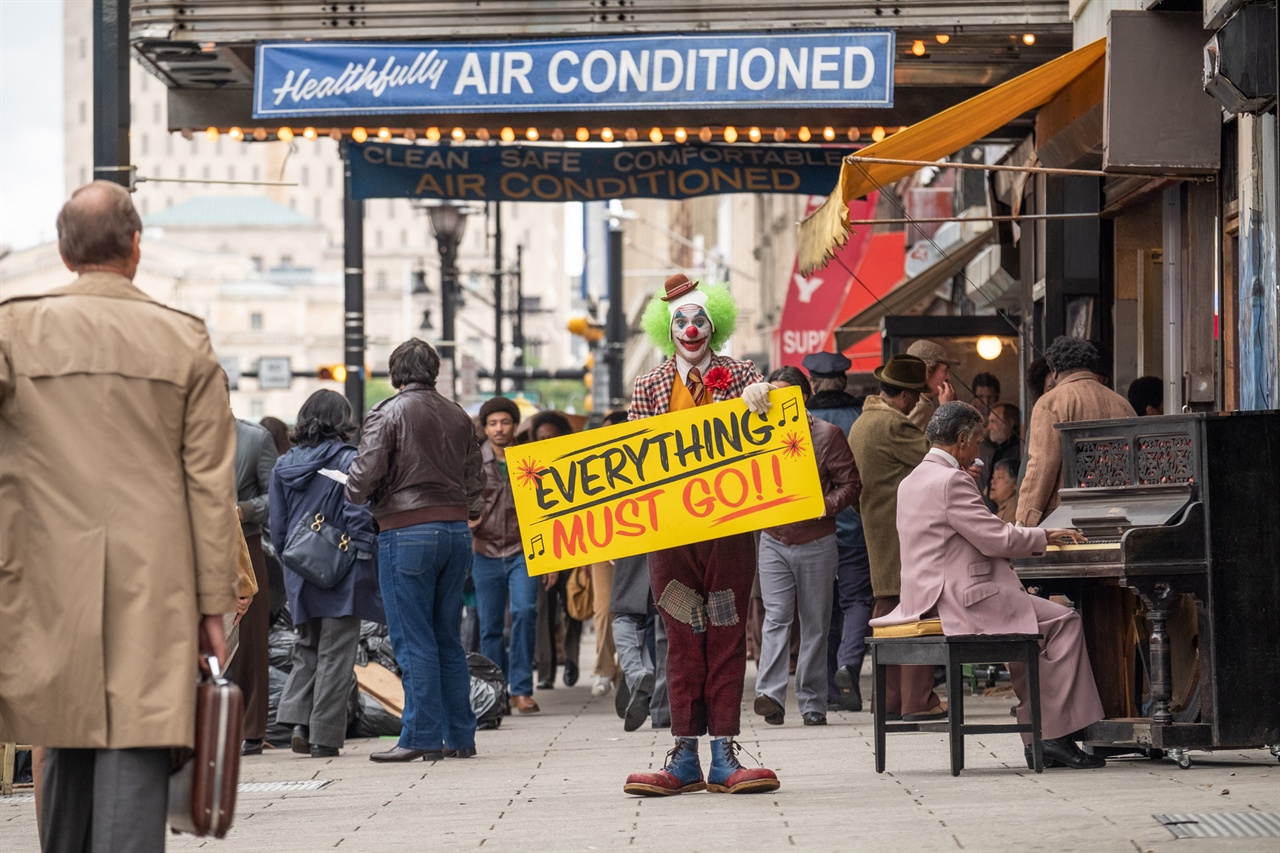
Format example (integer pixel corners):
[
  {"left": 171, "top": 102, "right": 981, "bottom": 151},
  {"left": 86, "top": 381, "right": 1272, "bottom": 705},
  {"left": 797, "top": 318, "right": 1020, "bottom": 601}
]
[{"left": 168, "top": 656, "right": 243, "bottom": 838}]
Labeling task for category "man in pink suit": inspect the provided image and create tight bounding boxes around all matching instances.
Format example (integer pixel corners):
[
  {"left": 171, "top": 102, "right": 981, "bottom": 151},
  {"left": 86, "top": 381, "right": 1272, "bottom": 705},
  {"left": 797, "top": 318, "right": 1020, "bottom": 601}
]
[{"left": 871, "top": 402, "right": 1108, "bottom": 769}]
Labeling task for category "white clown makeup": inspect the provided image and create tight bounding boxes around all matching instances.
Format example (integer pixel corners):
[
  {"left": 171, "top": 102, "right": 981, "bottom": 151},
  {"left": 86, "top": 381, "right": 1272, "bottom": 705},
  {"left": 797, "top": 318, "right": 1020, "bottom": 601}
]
[{"left": 671, "top": 304, "right": 713, "bottom": 364}]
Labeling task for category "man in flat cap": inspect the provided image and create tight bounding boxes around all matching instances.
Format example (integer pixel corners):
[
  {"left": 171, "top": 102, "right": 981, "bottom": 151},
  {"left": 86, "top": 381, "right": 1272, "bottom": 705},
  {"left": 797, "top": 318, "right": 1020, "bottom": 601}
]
[
  {"left": 905, "top": 339, "right": 959, "bottom": 431},
  {"left": 801, "top": 352, "right": 872, "bottom": 712},
  {"left": 847, "top": 355, "right": 945, "bottom": 722}
]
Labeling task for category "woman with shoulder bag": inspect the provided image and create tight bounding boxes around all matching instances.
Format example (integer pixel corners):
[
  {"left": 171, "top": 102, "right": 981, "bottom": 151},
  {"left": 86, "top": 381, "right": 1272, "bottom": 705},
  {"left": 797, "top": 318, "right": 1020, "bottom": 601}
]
[{"left": 269, "top": 390, "right": 383, "bottom": 758}]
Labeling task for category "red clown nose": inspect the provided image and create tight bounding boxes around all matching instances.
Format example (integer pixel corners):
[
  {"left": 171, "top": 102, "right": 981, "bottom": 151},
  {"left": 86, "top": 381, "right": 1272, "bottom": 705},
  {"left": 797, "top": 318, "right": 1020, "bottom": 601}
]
[{"left": 684, "top": 326, "right": 699, "bottom": 338}]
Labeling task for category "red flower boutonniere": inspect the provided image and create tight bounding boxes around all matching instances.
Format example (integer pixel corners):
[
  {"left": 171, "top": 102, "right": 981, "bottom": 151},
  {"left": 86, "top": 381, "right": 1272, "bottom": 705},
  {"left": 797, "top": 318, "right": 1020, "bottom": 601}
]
[{"left": 702, "top": 366, "right": 733, "bottom": 392}]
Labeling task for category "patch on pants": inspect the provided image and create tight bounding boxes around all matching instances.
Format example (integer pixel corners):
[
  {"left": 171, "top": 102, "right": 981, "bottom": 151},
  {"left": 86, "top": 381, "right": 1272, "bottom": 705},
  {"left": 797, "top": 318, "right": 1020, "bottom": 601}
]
[
  {"left": 658, "top": 581, "right": 707, "bottom": 633},
  {"left": 706, "top": 589, "right": 739, "bottom": 627}
]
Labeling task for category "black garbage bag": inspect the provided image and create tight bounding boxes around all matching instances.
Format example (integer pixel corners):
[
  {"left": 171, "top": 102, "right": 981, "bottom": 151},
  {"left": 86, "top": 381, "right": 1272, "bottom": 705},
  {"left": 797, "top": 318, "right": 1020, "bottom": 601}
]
[
  {"left": 468, "top": 652, "right": 507, "bottom": 731},
  {"left": 268, "top": 607, "right": 299, "bottom": 672},
  {"left": 357, "top": 620, "right": 400, "bottom": 675},
  {"left": 348, "top": 690, "right": 403, "bottom": 739},
  {"left": 264, "top": 665, "right": 293, "bottom": 747}
]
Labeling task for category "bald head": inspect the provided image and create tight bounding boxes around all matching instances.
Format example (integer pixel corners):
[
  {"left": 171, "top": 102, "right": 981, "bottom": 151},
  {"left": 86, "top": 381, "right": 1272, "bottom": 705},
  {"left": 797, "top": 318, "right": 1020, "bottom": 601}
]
[{"left": 57, "top": 181, "right": 143, "bottom": 274}]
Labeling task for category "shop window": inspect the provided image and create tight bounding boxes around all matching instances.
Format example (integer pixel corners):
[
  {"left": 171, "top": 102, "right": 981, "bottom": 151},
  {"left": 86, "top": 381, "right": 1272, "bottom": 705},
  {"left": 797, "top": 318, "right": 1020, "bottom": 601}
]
[{"left": 251, "top": 313, "right": 263, "bottom": 331}]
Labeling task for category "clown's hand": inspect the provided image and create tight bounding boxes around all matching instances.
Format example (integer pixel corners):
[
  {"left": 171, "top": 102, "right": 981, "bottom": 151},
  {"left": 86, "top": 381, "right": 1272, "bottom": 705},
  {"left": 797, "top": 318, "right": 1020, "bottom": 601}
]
[{"left": 742, "top": 382, "right": 773, "bottom": 415}]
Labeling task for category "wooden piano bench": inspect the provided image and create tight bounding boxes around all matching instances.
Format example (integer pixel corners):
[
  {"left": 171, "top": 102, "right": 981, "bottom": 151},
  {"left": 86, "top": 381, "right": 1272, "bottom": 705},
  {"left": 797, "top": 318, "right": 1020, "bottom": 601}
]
[{"left": 868, "top": 630, "right": 1045, "bottom": 776}]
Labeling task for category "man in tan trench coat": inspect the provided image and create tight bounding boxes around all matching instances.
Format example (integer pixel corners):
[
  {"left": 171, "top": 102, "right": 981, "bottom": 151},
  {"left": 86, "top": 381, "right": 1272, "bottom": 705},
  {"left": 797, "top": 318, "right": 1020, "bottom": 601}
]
[{"left": 0, "top": 182, "right": 239, "bottom": 852}]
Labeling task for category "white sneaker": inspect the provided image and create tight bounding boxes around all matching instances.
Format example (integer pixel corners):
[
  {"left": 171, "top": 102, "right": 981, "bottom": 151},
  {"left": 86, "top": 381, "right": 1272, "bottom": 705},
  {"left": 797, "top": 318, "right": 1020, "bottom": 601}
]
[{"left": 591, "top": 675, "right": 613, "bottom": 697}]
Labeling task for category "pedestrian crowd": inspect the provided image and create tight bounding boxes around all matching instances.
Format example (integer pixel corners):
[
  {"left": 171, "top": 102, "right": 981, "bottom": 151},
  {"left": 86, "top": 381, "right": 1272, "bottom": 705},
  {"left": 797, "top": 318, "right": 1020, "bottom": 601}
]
[{"left": 0, "top": 185, "right": 1126, "bottom": 851}]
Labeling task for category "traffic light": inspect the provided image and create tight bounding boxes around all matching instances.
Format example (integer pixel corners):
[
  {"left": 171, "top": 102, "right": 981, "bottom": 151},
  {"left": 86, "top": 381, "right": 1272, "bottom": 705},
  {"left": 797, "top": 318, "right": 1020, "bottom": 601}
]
[
  {"left": 567, "top": 316, "right": 604, "bottom": 343},
  {"left": 317, "top": 364, "right": 348, "bottom": 382}
]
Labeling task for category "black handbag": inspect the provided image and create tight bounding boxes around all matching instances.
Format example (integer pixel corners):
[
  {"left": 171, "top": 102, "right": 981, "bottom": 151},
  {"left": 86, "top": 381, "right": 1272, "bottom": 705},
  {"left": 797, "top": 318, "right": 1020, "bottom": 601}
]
[{"left": 282, "top": 511, "right": 357, "bottom": 589}]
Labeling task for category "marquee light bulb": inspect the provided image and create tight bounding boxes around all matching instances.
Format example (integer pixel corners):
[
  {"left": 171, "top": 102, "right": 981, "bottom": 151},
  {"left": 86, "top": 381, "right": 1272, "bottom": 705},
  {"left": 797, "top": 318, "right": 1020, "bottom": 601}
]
[
  {"left": 822, "top": 126, "right": 835, "bottom": 141},
  {"left": 773, "top": 127, "right": 787, "bottom": 142},
  {"left": 698, "top": 126, "right": 713, "bottom": 143},
  {"left": 252, "top": 127, "right": 267, "bottom": 141},
  {"left": 426, "top": 127, "right": 441, "bottom": 141},
  {"left": 475, "top": 127, "right": 491, "bottom": 141},
  {"left": 848, "top": 127, "right": 861, "bottom": 142},
  {"left": 552, "top": 127, "right": 565, "bottom": 141},
  {"left": 649, "top": 127, "right": 663, "bottom": 143},
  {"left": 1022, "top": 33, "right": 1036, "bottom": 46},
  {"left": 205, "top": 126, "right": 219, "bottom": 142},
  {"left": 576, "top": 127, "right": 590, "bottom": 142},
  {"left": 601, "top": 127, "right": 615, "bottom": 142},
  {"left": 500, "top": 127, "right": 515, "bottom": 142},
  {"left": 674, "top": 127, "right": 687, "bottom": 143},
  {"left": 798, "top": 126, "right": 811, "bottom": 142},
  {"left": 525, "top": 127, "right": 539, "bottom": 141},
  {"left": 871, "top": 125, "right": 886, "bottom": 142},
  {"left": 328, "top": 128, "right": 342, "bottom": 141},
  {"left": 723, "top": 126, "right": 738, "bottom": 143},
  {"left": 912, "top": 40, "right": 926, "bottom": 56},
  {"left": 451, "top": 127, "right": 466, "bottom": 141},
  {"left": 403, "top": 127, "right": 416, "bottom": 141},
  {"left": 624, "top": 127, "right": 638, "bottom": 142},
  {"left": 303, "top": 126, "right": 318, "bottom": 140},
  {"left": 747, "top": 126, "right": 761, "bottom": 142},
  {"left": 936, "top": 33, "right": 950, "bottom": 44},
  {"left": 277, "top": 127, "right": 294, "bottom": 142},
  {"left": 351, "top": 126, "right": 368, "bottom": 143}
]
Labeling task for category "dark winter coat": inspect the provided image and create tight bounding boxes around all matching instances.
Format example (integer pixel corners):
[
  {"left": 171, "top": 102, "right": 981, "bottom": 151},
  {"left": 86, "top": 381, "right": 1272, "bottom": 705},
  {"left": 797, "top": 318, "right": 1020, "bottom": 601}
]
[{"left": 270, "top": 442, "right": 384, "bottom": 625}]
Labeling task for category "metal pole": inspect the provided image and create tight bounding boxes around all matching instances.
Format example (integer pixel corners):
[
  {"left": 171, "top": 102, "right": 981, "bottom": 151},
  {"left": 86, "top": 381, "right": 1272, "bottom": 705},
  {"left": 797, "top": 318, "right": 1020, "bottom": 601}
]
[
  {"left": 844, "top": 212, "right": 1100, "bottom": 226},
  {"left": 492, "top": 202, "right": 503, "bottom": 395},
  {"left": 846, "top": 154, "right": 1215, "bottom": 182},
  {"left": 341, "top": 142, "right": 366, "bottom": 421},
  {"left": 512, "top": 244, "right": 525, "bottom": 392},
  {"left": 439, "top": 232, "right": 458, "bottom": 397},
  {"left": 92, "top": 0, "right": 130, "bottom": 188},
  {"left": 606, "top": 222, "right": 625, "bottom": 406}
]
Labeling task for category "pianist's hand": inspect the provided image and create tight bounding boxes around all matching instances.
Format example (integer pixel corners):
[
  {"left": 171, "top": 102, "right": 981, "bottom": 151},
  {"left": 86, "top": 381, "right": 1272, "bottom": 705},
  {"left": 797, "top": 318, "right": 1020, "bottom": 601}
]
[{"left": 1046, "top": 529, "right": 1087, "bottom": 547}]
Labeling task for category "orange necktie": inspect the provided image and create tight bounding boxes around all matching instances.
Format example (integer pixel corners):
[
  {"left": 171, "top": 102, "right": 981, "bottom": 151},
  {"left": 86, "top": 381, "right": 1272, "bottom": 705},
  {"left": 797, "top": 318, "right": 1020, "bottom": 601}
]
[{"left": 686, "top": 367, "right": 707, "bottom": 405}]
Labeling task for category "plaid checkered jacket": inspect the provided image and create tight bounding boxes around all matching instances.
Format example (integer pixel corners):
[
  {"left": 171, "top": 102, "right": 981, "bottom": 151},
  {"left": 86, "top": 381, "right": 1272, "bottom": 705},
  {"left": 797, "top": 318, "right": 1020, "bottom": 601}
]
[{"left": 628, "top": 353, "right": 763, "bottom": 421}]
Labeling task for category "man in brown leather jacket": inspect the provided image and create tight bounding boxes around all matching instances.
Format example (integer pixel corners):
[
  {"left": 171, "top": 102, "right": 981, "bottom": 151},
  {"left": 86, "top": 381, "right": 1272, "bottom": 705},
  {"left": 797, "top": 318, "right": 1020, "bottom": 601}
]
[
  {"left": 753, "top": 367, "right": 860, "bottom": 728},
  {"left": 346, "top": 338, "right": 484, "bottom": 762},
  {"left": 470, "top": 397, "right": 541, "bottom": 714}
]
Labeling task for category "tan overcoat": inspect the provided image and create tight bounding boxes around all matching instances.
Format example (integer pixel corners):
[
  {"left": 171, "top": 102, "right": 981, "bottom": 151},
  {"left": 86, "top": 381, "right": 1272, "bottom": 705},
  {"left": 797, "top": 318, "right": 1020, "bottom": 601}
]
[
  {"left": 1016, "top": 371, "right": 1136, "bottom": 526},
  {"left": 847, "top": 395, "right": 929, "bottom": 597},
  {"left": 0, "top": 273, "right": 239, "bottom": 749}
]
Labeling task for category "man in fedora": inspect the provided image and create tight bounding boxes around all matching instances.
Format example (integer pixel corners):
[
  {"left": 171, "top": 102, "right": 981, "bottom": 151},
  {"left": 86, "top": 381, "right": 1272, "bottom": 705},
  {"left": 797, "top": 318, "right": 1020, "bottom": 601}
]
[
  {"left": 905, "top": 339, "right": 960, "bottom": 431},
  {"left": 847, "top": 354, "right": 945, "bottom": 722},
  {"left": 623, "top": 273, "right": 780, "bottom": 797}
]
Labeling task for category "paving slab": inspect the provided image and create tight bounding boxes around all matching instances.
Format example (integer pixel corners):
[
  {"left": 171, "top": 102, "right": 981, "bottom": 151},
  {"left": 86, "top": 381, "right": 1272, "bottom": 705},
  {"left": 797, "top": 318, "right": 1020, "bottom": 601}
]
[{"left": 3, "top": 660, "right": 1277, "bottom": 852}]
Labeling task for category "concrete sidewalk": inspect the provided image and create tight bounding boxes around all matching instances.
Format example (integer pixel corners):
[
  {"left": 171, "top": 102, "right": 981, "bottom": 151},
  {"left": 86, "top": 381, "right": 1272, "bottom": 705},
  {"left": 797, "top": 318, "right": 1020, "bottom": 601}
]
[{"left": 3, "top": 665, "right": 1278, "bottom": 852}]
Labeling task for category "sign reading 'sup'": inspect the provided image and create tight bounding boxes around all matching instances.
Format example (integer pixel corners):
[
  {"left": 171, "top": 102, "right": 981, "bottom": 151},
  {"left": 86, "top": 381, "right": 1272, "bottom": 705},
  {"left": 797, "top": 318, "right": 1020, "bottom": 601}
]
[{"left": 508, "top": 386, "right": 824, "bottom": 575}]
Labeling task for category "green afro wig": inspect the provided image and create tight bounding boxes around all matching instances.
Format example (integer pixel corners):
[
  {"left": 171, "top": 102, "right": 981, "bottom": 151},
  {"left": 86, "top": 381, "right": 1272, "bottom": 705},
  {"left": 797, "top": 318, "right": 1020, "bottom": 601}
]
[{"left": 641, "top": 280, "right": 739, "bottom": 357}]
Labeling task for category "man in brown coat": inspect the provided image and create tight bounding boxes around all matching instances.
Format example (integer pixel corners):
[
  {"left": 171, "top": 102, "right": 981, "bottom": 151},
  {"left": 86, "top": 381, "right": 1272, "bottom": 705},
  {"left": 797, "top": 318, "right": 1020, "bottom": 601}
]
[
  {"left": 905, "top": 339, "right": 959, "bottom": 431},
  {"left": 847, "top": 354, "right": 943, "bottom": 720},
  {"left": 0, "top": 182, "right": 239, "bottom": 851},
  {"left": 1016, "top": 337, "right": 1136, "bottom": 526}
]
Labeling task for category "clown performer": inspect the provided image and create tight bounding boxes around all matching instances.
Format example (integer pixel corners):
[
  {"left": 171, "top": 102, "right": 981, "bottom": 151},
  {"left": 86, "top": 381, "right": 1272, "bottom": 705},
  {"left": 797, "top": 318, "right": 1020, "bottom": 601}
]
[{"left": 622, "top": 273, "right": 781, "bottom": 797}]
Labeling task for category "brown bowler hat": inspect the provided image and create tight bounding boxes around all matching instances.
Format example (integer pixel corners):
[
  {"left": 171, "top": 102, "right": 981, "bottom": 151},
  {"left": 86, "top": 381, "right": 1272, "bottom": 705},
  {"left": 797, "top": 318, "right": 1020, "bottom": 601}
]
[
  {"left": 873, "top": 354, "right": 931, "bottom": 391},
  {"left": 660, "top": 273, "right": 699, "bottom": 302}
]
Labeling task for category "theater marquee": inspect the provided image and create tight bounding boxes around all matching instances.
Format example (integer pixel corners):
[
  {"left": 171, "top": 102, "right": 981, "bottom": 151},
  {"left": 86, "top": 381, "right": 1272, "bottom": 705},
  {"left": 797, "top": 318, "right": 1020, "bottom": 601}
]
[
  {"left": 253, "top": 30, "right": 894, "bottom": 118},
  {"left": 349, "top": 141, "right": 853, "bottom": 202}
]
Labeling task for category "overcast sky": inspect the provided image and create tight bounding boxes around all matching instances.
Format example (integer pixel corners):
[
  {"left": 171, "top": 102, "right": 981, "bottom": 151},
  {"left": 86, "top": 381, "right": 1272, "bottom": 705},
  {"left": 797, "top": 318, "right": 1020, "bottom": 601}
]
[{"left": 1, "top": 1, "right": 63, "bottom": 252}]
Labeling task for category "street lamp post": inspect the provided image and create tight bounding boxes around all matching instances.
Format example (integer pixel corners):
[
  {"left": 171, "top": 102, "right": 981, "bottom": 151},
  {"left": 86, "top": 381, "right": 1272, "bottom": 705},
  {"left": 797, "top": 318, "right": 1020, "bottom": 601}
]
[{"left": 428, "top": 203, "right": 469, "bottom": 397}]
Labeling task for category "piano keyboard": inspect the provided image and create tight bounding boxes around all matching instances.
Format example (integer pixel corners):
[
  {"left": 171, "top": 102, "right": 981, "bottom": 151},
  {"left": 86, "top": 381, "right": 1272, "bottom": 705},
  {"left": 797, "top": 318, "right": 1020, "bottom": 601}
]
[{"left": 1045, "top": 541, "right": 1122, "bottom": 552}]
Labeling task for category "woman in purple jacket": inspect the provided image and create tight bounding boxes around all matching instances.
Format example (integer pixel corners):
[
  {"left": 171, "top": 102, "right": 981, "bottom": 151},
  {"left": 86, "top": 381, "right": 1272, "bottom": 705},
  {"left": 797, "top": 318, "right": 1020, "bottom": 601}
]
[{"left": 270, "top": 390, "right": 382, "bottom": 758}]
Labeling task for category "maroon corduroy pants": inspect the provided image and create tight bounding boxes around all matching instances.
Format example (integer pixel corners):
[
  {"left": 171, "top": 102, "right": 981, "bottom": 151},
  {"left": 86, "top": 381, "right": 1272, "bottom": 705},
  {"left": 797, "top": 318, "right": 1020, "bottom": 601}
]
[{"left": 649, "top": 532, "right": 756, "bottom": 737}]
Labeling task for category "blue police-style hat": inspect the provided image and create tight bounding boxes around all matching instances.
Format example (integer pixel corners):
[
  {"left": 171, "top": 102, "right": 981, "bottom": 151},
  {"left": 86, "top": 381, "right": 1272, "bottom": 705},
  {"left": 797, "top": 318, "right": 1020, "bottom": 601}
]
[{"left": 801, "top": 351, "right": 853, "bottom": 378}]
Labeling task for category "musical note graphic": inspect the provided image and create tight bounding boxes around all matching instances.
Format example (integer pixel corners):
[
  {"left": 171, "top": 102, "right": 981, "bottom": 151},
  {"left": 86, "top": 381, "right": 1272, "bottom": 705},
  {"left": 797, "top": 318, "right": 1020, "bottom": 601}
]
[
  {"left": 776, "top": 398, "right": 800, "bottom": 426},
  {"left": 527, "top": 534, "right": 545, "bottom": 560}
]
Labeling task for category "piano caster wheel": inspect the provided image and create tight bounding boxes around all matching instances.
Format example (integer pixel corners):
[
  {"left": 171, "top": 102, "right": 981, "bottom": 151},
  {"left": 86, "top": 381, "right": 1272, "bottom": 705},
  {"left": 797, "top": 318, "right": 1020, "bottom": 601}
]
[{"left": 1168, "top": 748, "right": 1192, "bottom": 770}]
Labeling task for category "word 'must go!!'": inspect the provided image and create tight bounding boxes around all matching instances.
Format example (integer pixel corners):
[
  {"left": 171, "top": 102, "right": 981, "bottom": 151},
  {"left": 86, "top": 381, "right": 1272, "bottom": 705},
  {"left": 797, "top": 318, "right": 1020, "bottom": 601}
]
[{"left": 507, "top": 386, "right": 825, "bottom": 575}]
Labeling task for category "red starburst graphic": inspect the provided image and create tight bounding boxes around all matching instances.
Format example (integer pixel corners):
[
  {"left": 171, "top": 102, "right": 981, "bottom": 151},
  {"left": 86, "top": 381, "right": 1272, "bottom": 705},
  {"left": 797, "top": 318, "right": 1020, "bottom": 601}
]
[
  {"left": 515, "top": 457, "right": 546, "bottom": 489},
  {"left": 781, "top": 431, "right": 807, "bottom": 459}
]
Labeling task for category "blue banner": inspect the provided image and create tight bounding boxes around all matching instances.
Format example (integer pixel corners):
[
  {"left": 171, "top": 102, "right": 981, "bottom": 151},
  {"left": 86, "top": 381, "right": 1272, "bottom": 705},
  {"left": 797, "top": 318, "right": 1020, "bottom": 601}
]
[
  {"left": 254, "top": 31, "right": 893, "bottom": 118},
  {"left": 348, "top": 142, "right": 852, "bottom": 202}
]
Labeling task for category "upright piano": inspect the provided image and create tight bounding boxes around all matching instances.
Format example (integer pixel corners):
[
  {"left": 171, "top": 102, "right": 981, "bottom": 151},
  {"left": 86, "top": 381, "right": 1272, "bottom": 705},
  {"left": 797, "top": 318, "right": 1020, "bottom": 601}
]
[{"left": 1013, "top": 411, "right": 1280, "bottom": 766}]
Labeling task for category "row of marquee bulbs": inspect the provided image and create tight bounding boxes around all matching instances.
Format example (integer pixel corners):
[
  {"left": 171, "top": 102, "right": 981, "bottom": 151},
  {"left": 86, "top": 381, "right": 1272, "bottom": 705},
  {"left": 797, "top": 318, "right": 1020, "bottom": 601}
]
[
  {"left": 213, "top": 124, "right": 899, "bottom": 145},
  {"left": 908, "top": 32, "right": 1036, "bottom": 56}
]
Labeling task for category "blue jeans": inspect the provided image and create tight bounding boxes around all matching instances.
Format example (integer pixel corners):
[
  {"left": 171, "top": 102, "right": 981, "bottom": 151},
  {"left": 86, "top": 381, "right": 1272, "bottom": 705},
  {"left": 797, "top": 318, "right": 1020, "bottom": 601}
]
[
  {"left": 471, "top": 552, "right": 539, "bottom": 697},
  {"left": 378, "top": 521, "right": 477, "bottom": 752}
]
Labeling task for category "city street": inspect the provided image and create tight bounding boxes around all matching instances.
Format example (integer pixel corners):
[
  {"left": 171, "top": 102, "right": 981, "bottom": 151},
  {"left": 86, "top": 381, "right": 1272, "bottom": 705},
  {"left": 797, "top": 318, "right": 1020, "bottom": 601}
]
[{"left": 3, "top": 656, "right": 1277, "bottom": 852}]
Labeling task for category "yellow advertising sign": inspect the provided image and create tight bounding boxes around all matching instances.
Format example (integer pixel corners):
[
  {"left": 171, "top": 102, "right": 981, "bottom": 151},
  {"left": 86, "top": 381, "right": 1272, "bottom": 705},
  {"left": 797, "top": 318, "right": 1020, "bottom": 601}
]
[{"left": 507, "top": 386, "right": 825, "bottom": 575}]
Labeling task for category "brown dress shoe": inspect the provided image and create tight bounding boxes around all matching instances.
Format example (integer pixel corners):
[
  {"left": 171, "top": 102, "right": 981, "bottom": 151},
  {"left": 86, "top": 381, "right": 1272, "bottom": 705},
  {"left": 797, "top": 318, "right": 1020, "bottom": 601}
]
[{"left": 510, "top": 695, "right": 541, "bottom": 714}]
